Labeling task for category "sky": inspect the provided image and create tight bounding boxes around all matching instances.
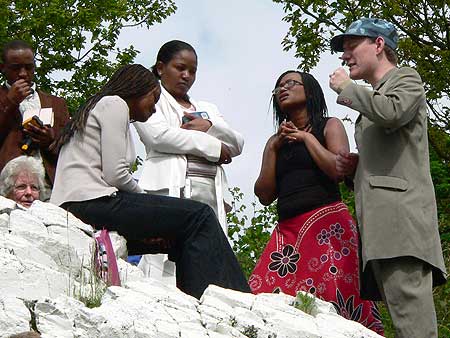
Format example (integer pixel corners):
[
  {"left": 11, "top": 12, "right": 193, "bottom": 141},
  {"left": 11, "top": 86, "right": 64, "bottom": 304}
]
[{"left": 118, "top": 0, "right": 359, "bottom": 215}]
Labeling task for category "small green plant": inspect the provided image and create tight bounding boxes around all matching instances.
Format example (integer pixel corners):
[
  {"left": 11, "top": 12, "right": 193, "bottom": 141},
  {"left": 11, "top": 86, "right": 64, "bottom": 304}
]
[
  {"left": 64, "top": 210, "right": 106, "bottom": 308},
  {"left": 70, "top": 243, "right": 107, "bottom": 308},
  {"left": 378, "top": 302, "right": 395, "bottom": 338},
  {"left": 241, "top": 324, "right": 259, "bottom": 338},
  {"left": 293, "top": 291, "right": 316, "bottom": 315}
]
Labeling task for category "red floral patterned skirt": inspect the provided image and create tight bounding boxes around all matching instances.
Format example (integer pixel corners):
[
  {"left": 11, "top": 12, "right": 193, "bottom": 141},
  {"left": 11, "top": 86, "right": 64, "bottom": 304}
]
[{"left": 249, "top": 201, "right": 384, "bottom": 335}]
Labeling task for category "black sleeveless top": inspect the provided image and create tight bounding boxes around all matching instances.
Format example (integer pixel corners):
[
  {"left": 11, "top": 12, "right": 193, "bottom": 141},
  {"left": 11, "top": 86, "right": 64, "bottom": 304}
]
[{"left": 276, "top": 118, "right": 341, "bottom": 221}]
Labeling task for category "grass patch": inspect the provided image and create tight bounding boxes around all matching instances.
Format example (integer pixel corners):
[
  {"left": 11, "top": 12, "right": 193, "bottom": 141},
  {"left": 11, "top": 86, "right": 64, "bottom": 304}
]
[{"left": 69, "top": 243, "right": 107, "bottom": 308}]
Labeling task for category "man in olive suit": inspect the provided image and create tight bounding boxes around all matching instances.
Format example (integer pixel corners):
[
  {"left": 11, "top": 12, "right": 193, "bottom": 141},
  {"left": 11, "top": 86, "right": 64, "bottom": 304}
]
[{"left": 329, "top": 18, "right": 446, "bottom": 338}]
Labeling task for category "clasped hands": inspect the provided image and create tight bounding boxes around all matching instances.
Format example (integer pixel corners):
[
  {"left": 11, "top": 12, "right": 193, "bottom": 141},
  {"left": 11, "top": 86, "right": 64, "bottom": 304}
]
[{"left": 271, "top": 120, "right": 310, "bottom": 150}]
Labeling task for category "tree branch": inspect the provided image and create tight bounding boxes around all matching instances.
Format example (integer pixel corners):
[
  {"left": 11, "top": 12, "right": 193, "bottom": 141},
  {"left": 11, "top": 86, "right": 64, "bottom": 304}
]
[{"left": 289, "top": 0, "right": 344, "bottom": 32}]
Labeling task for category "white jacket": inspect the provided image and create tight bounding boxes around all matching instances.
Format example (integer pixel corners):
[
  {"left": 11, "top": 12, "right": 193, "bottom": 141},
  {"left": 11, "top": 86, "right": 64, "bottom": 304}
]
[{"left": 134, "top": 86, "right": 244, "bottom": 225}]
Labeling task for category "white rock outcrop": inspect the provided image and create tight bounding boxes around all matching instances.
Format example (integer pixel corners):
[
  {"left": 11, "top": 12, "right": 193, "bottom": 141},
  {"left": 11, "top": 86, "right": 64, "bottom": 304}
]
[{"left": 0, "top": 196, "right": 382, "bottom": 338}]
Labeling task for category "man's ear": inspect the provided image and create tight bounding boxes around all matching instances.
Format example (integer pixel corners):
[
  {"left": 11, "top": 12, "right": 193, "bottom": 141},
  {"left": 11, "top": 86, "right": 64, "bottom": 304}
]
[{"left": 375, "top": 36, "right": 385, "bottom": 54}]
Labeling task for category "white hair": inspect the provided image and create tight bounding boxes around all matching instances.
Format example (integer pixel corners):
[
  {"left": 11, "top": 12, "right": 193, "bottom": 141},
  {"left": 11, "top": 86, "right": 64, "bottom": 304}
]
[{"left": 0, "top": 155, "right": 47, "bottom": 199}]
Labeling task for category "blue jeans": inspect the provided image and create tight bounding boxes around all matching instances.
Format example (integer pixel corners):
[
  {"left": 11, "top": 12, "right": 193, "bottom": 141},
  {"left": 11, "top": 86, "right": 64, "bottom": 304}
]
[{"left": 63, "top": 191, "right": 250, "bottom": 299}]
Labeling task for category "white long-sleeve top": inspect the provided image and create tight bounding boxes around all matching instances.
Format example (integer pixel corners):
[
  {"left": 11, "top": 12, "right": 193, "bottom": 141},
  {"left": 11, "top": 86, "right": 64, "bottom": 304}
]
[
  {"left": 134, "top": 86, "right": 244, "bottom": 225},
  {"left": 51, "top": 96, "right": 142, "bottom": 206}
]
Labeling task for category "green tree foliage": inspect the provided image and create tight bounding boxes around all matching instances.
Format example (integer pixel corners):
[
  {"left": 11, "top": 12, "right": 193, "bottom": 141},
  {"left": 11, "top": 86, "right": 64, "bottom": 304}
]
[
  {"left": 273, "top": 0, "right": 450, "bottom": 135},
  {"left": 227, "top": 187, "right": 276, "bottom": 278},
  {"left": 429, "top": 130, "right": 450, "bottom": 236},
  {"left": 0, "top": 0, "right": 176, "bottom": 112}
]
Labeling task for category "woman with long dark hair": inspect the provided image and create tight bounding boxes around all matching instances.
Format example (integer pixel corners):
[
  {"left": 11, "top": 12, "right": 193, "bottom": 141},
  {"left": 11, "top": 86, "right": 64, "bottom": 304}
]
[
  {"left": 249, "top": 70, "right": 384, "bottom": 334},
  {"left": 50, "top": 64, "right": 250, "bottom": 299}
]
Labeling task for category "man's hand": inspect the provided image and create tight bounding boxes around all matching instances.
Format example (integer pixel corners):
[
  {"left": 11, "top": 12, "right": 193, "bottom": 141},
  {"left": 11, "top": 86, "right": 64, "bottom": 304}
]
[
  {"left": 217, "top": 143, "right": 232, "bottom": 165},
  {"left": 181, "top": 112, "right": 212, "bottom": 132},
  {"left": 336, "top": 149, "right": 359, "bottom": 177},
  {"left": 329, "top": 67, "right": 352, "bottom": 94},
  {"left": 23, "top": 124, "right": 55, "bottom": 148},
  {"left": 7, "top": 79, "right": 32, "bottom": 104}
]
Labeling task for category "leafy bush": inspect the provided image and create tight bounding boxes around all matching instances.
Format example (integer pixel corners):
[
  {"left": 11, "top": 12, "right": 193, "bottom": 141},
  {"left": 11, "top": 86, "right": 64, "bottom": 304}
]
[{"left": 227, "top": 187, "right": 276, "bottom": 278}]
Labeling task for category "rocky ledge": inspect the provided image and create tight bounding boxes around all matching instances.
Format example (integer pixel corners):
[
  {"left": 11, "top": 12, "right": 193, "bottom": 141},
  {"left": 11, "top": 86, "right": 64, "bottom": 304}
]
[{"left": 0, "top": 196, "right": 381, "bottom": 338}]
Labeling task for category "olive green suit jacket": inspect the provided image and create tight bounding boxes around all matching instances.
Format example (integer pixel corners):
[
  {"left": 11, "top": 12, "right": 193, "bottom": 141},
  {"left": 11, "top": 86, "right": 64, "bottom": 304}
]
[{"left": 337, "top": 67, "right": 446, "bottom": 300}]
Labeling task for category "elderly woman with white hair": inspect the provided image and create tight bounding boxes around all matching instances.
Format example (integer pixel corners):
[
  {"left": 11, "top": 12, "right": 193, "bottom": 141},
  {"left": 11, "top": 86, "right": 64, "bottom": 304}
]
[{"left": 0, "top": 155, "right": 47, "bottom": 207}]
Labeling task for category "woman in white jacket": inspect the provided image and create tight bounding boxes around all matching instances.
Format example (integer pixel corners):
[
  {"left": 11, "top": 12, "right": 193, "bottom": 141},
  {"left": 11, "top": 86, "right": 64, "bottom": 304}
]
[{"left": 134, "top": 40, "right": 244, "bottom": 280}]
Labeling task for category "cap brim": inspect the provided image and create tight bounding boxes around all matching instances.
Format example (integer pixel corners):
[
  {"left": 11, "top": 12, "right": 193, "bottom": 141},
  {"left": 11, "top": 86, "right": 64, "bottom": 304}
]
[{"left": 330, "top": 34, "right": 346, "bottom": 52}]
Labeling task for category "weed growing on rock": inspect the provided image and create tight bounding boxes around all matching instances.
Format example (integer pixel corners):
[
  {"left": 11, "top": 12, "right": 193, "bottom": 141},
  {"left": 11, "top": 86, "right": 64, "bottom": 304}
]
[
  {"left": 63, "top": 210, "right": 106, "bottom": 308},
  {"left": 70, "top": 243, "right": 106, "bottom": 308},
  {"left": 241, "top": 324, "right": 258, "bottom": 338},
  {"left": 293, "top": 291, "right": 316, "bottom": 315}
]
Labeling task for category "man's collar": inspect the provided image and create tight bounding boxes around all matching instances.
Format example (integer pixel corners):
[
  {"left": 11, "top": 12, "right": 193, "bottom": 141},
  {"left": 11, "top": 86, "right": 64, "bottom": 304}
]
[{"left": 373, "top": 67, "right": 398, "bottom": 90}]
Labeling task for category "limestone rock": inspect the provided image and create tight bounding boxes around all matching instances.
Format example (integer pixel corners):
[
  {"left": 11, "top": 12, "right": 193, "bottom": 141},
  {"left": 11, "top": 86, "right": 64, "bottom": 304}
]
[
  {"left": 108, "top": 231, "right": 128, "bottom": 260},
  {"left": 0, "top": 196, "right": 16, "bottom": 214},
  {"left": 0, "top": 213, "right": 10, "bottom": 229},
  {"left": 28, "top": 201, "right": 94, "bottom": 235},
  {"left": 0, "top": 200, "right": 384, "bottom": 338},
  {"left": 0, "top": 296, "right": 31, "bottom": 338}
]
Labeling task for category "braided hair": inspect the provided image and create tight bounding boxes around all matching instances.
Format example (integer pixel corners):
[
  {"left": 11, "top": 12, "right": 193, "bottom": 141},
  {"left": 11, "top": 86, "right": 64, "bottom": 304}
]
[
  {"left": 57, "top": 64, "right": 158, "bottom": 147},
  {"left": 273, "top": 70, "right": 328, "bottom": 133}
]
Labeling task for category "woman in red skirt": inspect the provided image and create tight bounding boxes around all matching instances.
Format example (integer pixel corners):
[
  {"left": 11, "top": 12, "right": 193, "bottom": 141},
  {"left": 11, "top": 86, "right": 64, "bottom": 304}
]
[{"left": 249, "top": 70, "right": 384, "bottom": 335}]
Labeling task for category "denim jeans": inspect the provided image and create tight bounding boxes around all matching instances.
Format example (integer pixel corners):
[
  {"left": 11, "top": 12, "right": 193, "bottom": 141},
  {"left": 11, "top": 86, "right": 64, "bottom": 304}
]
[{"left": 63, "top": 191, "right": 250, "bottom": 299}]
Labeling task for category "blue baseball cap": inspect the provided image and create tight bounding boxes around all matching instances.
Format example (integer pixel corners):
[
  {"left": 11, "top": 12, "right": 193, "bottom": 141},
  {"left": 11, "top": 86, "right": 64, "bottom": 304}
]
[{"left": 330, "top": 18, "right": 398, "bottom": 52}]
